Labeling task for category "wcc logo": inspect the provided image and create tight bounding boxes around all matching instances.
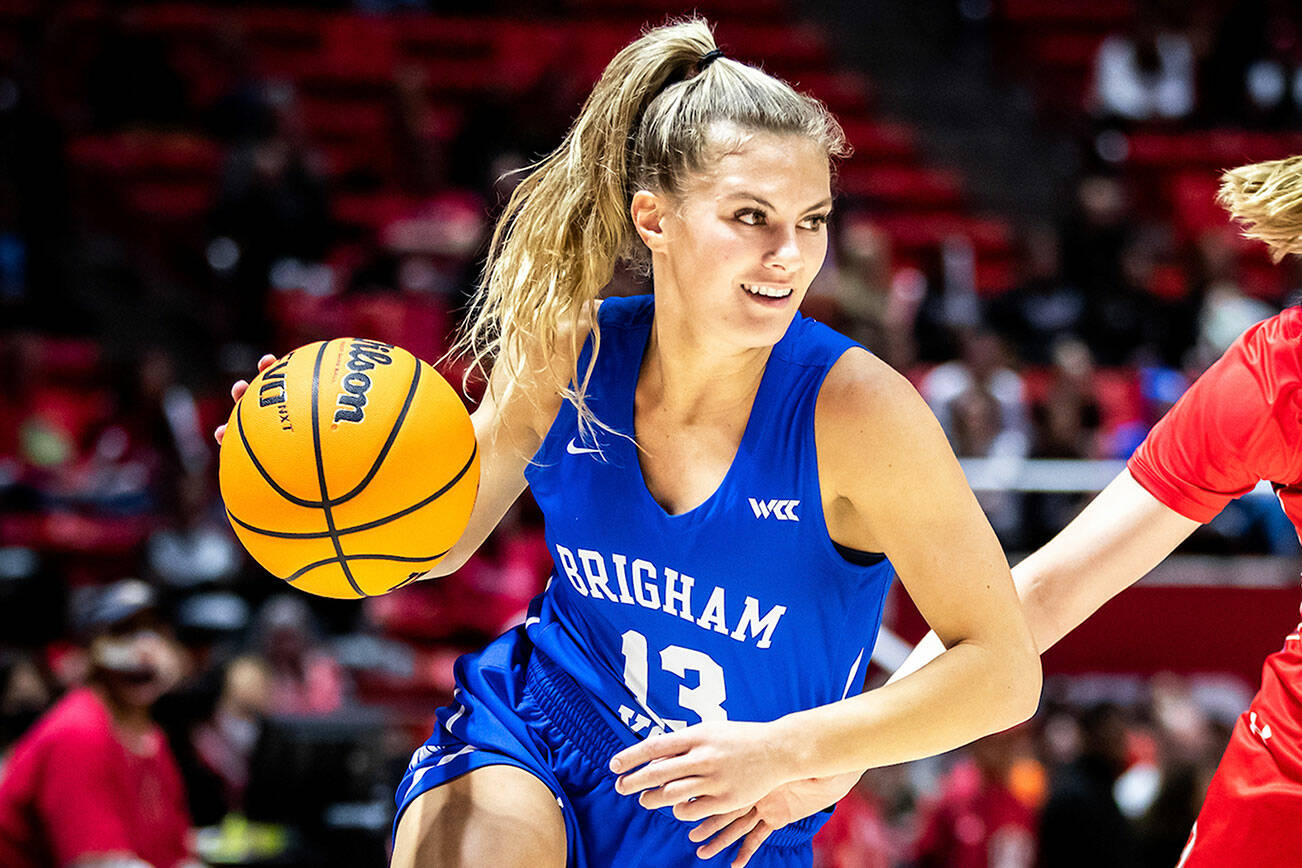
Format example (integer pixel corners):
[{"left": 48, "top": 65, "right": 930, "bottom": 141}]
[{"left": 748, "top": 498, "right": 800, "bottom": 521}]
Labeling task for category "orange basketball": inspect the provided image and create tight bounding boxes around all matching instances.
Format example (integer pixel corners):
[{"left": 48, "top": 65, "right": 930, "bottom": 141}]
[{"left": 218, "top": 338, "right": 479, "bottom": 599}]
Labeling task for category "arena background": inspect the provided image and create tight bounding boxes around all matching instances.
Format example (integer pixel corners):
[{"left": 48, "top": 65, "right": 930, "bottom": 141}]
[{"left": 1, "top": 0, "right": 1300, "bottom": 865}]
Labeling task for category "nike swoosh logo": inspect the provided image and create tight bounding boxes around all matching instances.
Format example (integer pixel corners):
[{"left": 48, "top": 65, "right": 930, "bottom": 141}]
[{"left": 566, "top": 438, "right": 602, "bottom": 455}]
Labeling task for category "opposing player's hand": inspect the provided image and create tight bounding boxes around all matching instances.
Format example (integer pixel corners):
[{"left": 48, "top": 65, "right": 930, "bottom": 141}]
[
  {"left": 688, "top": 770, "right": 862, "bottom": 866},
  {"left": 610, "top": 721, "right": 796, "bottom": 826},
  {"left": 213, "top": 354, "right": 277, "bottom": 445}
]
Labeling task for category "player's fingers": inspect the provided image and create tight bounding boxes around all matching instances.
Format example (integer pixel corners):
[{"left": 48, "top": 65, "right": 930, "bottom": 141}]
[
  {"left": 231, "top": 379, "right": 249, "bottom": 402},
  {"left": 610, "top": 732, "right": 692, "bottom": 775},
  {"left": 696, "top": 809, "right": 761, "bottom": 860},
  {"left": 637, "top": 777, "right": 707, "bottom": 810},
  {"left": 688, "top": 807, "right": 751, "bottom": 843},
  {"left": 616, "top": 756, "right": 700, "bottom": 795},
  {"left": 731, "top": 823, "right": 774, "bottom": 868},
  {"left": 673, "top": 793, "right": 730, "bottom": 823},
  {"left": 257, "top": 354, "right": 276, "bottom": 371},
  {"left": 214, "top": 424, "right": 226, "bottom": 445}
]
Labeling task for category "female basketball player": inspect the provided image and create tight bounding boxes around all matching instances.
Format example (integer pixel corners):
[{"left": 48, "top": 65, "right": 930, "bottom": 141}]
[
  {"left": 877, "top": 155, "right": 1302, "bottom": 868},
  {"left": 219, "top": 19, "right": 1040, "bottom": 867}
]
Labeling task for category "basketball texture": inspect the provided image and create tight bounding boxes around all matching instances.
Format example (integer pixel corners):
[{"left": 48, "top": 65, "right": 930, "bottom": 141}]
[{"left": 218, "top": 338, "right": 479, "bottom": 598}]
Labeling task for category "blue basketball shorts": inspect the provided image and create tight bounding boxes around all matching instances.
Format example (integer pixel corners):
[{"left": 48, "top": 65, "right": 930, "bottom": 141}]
[{"left": 394, "top": 626, "right": 828, "bottom": 867}]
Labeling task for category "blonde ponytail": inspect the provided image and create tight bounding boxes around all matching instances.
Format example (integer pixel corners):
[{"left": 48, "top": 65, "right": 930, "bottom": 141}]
[
  {"left": 456, "top": 17, "right": 848, "bottom": 437},
  {"left": 1217, "top": 155, "right": 1302, "bottom": 263}
]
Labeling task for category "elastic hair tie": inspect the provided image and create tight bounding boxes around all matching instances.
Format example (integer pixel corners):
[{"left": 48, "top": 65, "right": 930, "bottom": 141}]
[{"left": 696, "top": 49, "right": 724, "bottom": 73}]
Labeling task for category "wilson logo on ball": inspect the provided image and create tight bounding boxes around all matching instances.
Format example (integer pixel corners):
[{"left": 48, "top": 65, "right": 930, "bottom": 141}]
[{"left": 334, "top": 339, "right": 394, "bottom": 424}]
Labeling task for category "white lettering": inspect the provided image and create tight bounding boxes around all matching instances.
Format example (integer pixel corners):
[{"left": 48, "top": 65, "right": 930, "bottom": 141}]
[
  {"left": 730, "top": 596, "right": 788, "bottom": 649},
  {"left": 631, "top": 559, "right": 661, "bottom": 609},
  {"left": 578, "top": 549, "right": 619, "bottom": 602},
  {"left": 662, "top": 568, "right": 695, "bottom": 621},
  {"left": 610, "top": 553, "right": 636, "bottom": 604},
  {"left": 555, "top": 545, "right": 588, "bottom": 596},
  {"left": 695, "top": 586, "right": 730, "bottom": 635}
]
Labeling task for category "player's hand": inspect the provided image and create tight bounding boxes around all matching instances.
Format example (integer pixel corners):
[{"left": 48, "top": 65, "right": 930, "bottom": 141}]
[
  {"left": 213, "top": 354, "right": 277, "bottom": 445},
  {"left": 687, "top": 770, "right": 863, "bottom": 866},
  {"left": 609, "top": 721, "right": 797, "bottom": 825}
]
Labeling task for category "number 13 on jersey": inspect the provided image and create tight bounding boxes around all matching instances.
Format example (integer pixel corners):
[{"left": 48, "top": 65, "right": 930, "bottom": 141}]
[{"left": 619, "top": 629, "right": 728, "bottom": 737}]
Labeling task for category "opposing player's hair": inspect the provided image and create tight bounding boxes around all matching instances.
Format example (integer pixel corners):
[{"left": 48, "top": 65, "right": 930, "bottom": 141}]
[
  {"left": 1217, "top": 155, "right": 1302, "bottom": 263},
  {"left": 455, "top": 16, "right": 849, "bottom": 438}
]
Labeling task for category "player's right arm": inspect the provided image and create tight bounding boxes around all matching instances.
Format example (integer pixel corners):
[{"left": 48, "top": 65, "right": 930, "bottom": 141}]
[
  {"left": 893, "top": 308, "right": 1302, "bottom": 681},
  {"left": 414, "top": 351, "right": 561, "bottom": 578},
  {"left": 215, "top": 311, "right": 593, "bottom": 582}
]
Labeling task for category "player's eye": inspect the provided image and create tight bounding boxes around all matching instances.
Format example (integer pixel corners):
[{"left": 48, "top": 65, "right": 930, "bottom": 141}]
[
  {"left": 735, "top": 209, "right": 766, "bottom": 226},
  {"left": 800, "top": 213, "right": 830, "bottom": 231}
]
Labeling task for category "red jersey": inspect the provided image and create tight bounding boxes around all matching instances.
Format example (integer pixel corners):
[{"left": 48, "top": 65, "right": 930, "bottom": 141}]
[
  {"left": 0, "top": 688, "right": 192, "bottom": 868},
  {"left": 1128, "top": 306, "right": 1302, "bottom": 534}
]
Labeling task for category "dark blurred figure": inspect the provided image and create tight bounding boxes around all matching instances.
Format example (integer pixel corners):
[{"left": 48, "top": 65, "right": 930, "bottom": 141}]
[
  {"left": 1199, "top": 0, "right": 1302, "bottom": 127},
  {"left": 1037, "top": 703, "right": 1141, "bottom": 868},
  {"left": 208, "top": 84, "right": 333, "bottom": 346},
  {"left": 1060, "top": 175, "right": 1132, "bottom": 323},
  {"left": 0, "top": 43, "right": 74, "bottom": 332},
  {"left": 0, "top": 579, "right": 198, "bottom": 868},
  {"left": 986, "top": 225, "right": 1086, "bottom": 365},
  {"left": 913, "top": 729, "right": 1038, "bottom": 868},
  {"left": 190, "top": 654, "right": 272, "bottom": 822},
  {"left": 84, "top": 5, "right": 189, "bottom": 132},
  {"left": 0, "top": 650, "right": 52, "bottom": 766},
  {"left": 253, "top": 595, "right": 350, "bottom": 716}
]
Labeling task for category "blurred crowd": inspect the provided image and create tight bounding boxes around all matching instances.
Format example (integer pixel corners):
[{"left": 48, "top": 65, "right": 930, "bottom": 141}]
[{"left": 0, "top": 0, "right": 1299, "bottom": 865}]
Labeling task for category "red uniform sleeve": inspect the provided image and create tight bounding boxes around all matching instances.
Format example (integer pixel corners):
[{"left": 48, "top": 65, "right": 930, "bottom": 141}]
[
  {"left": 1127, "top": 308, "right": 1302, "bottom": 523},
  {"left": 36, "top": 727, "right": 135, "bottom": 866}
]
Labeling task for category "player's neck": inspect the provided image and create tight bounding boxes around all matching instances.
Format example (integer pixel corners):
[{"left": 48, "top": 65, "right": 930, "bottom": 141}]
[{"left": 640, "top": 318, "right": 770, "bottom": 424}]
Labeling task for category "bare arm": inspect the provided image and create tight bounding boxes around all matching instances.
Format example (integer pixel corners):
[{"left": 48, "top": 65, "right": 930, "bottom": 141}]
[
  {"left": 775, "top": 350, "right": 1041, "bottom": 775},
  {"left": 889, "top": 468, "right": 1200, "bottom": 683}
]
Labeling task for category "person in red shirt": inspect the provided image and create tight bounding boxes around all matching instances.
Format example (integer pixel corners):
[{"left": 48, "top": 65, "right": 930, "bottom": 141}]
[
  {"left": 694, "top": 155, "right": 1302, "bottom": 866},
  {"left": 889, "top": 154, "right": 1302, "bottom": 867},
  {"left": 0, "top": 579, "right": 198, "bottom": 868},
  {"left": 912, "top": 729, "right": 1037, "bottom": 868}
]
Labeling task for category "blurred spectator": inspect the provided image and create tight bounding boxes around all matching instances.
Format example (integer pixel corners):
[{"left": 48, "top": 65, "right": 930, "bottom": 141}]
[
  {"left": 922, "top": 332, "right": 1029, "bottom": 543},
  {"left": 1061, "top": 175, "right": 1132, "bottom": 310},
  {"left": 1032, "top": 340, "right": 1102, "bottom": 460},
  {"left": 1192, "top": 231, "right": 1277, "bottom": 361},
  {"left": 208, "top": 83, "right": 334, "bottom": 346},
  {"left": 832, "top": 219, "right": 895, "bottom": 358},
  {"left": 146, "top": 471, "right": 241, "bottom": 590},
  {"left": 912, "top": 729, "right": 1039, "bottom": 868},
  {"left": 1037, "top": 702, "right": 1141, "bottom": 868},
  {"left": 253, "top": 595, "right": 351, "bottom": 716},
  {"left": 0, "top": 650, "right": 52, "bottom": 766},
  {"left": 1092, "top": 7, "right": 1195, "bottom": 123},
  {"left": 985, "top": 225, "right": 1086, "bottom": 366},
  {"left": 191, "top": 655, "right": 272, "bottom": 820},
  {"left": 0, "top": 579, "right": 198, "bottom": 868},
  {"left": 83, "top": 6, "right": 188, "bottom": 132},
  {"left": 813, "top": 777, "right": 894, "bottom": 868},
  {"left": 1199, "top": 0, "right": 1302, "bottom": 127}
]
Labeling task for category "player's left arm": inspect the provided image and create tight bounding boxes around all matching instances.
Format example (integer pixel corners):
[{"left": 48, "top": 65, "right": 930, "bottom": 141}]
[{"left": 610, "top": 349, "right": 1040, "bottom": 831}]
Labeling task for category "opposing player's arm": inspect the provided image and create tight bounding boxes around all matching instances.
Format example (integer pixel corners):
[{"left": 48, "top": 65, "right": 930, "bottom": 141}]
[
  {"left": 890, "top": 470, "right": 1199, "bottom": 681},
  {"left": 773, "top": 348, "right": 1040, "bottom": 775}
]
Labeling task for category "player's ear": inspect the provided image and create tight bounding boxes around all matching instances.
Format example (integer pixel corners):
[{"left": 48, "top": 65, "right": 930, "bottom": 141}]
[{"left": 630, "top": 190, "right": 668, "bottom": 254}]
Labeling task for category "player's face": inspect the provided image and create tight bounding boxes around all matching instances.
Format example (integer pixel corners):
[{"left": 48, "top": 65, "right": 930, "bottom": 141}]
[{"left": 650, "top": 130, "right": 833, "bottom": 350}]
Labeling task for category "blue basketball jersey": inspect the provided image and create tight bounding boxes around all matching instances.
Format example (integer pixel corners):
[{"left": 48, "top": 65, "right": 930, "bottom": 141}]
[{"left": 522, "top": 294, "right": 895, "bottom": 746}]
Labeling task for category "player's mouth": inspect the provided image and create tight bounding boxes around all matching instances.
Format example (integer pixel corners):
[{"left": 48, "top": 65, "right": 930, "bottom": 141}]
[{"left": 741, "top": 283, "right": 794, "bottom": 304}]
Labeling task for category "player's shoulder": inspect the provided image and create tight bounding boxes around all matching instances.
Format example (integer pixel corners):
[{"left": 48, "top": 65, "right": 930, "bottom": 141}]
[
  {"left": 816, "top": 347, "right": 935, "bottom": 452},
  {"left": 1230, "top": 306, "right": 1302, "bottom": 370}
]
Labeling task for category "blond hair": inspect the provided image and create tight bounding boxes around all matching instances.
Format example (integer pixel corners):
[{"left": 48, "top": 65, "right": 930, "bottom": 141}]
[
  {"left": 455, "top": 17, "right": 849, "bottom": 437},
  {"left": 1217, "top": 155, "right": 1302, "bottom": 263}
]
